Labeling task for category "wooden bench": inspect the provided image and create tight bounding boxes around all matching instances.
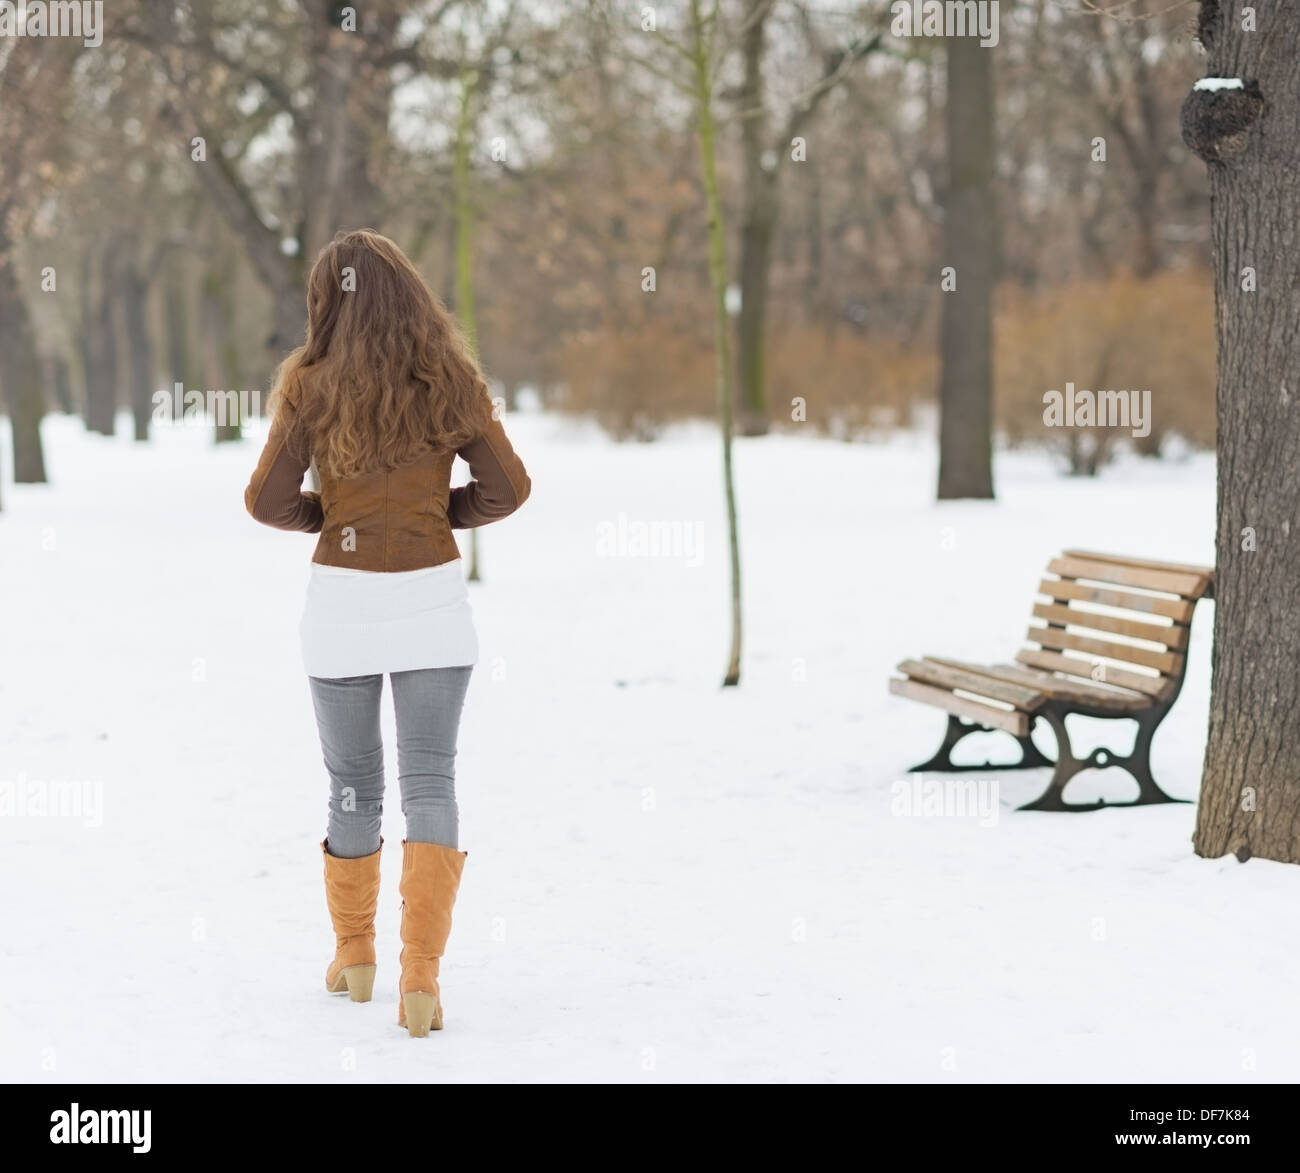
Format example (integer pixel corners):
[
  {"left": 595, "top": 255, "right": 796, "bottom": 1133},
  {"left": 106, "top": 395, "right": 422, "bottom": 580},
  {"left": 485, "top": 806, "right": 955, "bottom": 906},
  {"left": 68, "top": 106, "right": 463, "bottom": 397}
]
[{"left": 889, "top": 551, "right": 1215, "bottom": 812}]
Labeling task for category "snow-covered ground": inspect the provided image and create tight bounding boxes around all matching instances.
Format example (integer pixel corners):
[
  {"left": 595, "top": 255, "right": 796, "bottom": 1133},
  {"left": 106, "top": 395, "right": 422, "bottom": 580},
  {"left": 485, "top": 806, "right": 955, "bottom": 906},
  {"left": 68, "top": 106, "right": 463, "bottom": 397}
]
[{"left": 2, "top": 411, "right": 1294, "bottom": 1083}]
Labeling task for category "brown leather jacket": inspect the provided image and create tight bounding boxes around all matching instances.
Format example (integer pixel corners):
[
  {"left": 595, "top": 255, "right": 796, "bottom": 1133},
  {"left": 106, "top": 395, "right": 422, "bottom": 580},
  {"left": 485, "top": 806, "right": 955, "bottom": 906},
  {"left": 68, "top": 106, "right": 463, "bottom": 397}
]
[{"left": 244, "top": 389, "right": 531, "bottom": 571}]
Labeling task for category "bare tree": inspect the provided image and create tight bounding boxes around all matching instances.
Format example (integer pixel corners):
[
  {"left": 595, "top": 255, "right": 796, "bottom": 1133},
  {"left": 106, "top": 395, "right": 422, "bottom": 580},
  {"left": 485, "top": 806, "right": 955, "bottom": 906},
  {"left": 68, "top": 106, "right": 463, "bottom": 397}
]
[
  {"left": 1183, "top": 2, "right": 1300, "bottom": 863},
  {"left": 129, "top": 0, "right": 412, "bottom": 362},
  {"left": 0, "top": 36, "right": 78, "bottom": 494},
  {"left": 455, "top": 68, "right": 484, "bottom": 582},
  {"left": 688, "top": 0, "right": 745, "bottom": 685},
  {"left": 611, "top": 0, "right": 747, "bottom": 683},
  {"left": 936, "top": 35, "right": 996, "bottom": 500},
  {"left": 732, "top": 1, "right": 879, "bottom": 435}
]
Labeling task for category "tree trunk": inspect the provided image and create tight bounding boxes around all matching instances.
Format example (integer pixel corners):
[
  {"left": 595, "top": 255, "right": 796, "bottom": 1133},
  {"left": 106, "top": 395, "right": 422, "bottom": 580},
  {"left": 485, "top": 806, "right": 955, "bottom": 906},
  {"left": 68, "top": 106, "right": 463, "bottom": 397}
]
[
  {"left": 692, "top": 0, "right": 744, "bottom": 687},
  {"left": 936, "top": 36, "right": 996, "bottom": 500},
  {"left": 736, "top": 189, "right": 777, "bottom": 437},
  {"left": 200, "top": 265, "right": 243, "bottom": 444},
  {"left": 164, "top": 254, "right": 194, "bottom": 420},
  {"left": 82, "top": 249, "right": 119, "bottom": 436},
  {"left": 98, "top": 283, "right": 121, "bottom": 435},
  {"left": 734, "top": 3, "right": 774, "bottom": 437},
  {"left": 454, "top": 72, "right": 483, "bottom": 584},
  {"left": 1184, "top": 4, "right": 1300, "bottom": 863},
  {"left": 803, "top": 155, "right": 824, "bottom": 319},
  {"left": 1133, "top": 171, "right": 1161, "bottom": 280},
  {"left": 122, "top": 257, "right": 155, "bottom": 442},
  {"left": 77, "top": 252, "right": 95, "bottom": 428},
  {"left": 218, "top": 330, "right": 244, "bottom": 444},
  {"left": 77, "top": 329, "right": 95, "bottom": 428},
  {"left": 0, "top": 240, "right": 47, "bottom": 484},
  {"left": 45, "top": 353, "right": 73, "bottom": 415}
]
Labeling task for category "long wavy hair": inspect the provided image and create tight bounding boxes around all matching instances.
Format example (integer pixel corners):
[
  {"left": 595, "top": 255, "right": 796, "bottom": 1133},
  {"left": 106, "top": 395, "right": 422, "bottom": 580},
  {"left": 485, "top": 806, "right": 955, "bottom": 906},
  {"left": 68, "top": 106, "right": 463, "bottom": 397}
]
[{"left": 269, "top": 229, "right": 490, "bottom": 478}]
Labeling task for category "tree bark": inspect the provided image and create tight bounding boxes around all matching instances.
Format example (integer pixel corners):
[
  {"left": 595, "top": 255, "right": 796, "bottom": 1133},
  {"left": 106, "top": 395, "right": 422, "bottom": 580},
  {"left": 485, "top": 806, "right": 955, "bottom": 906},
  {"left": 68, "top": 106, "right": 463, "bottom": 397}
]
[
  {"left": 200, "top": 263, "right": 243, "bottom": 444},
  {"left": 0, "top": 241, "right": 47, "bottom": 484},
  {"left": 735, "top": 3, "right": 775, "bottom": 437},
  {"left": 122, "top": 254, "right": 155, "bottom": 442},
  {"left": 736, "top": 189, "right": 778, "bottom": 438},
  {"left": 802, "top": 153, "right": 824, "bottom": 317},
  {"left": 454, "top": 71, "right": 483, "bottom": 584},
  {"left": 1184, "top": 3, "right": 1300, "bottom": 863},
  {"left": 45, "top": 354, "right": 73, "bottom": 415},
  {"left": 936, "top": 36, "right": 996, "bottom": 500},
  {"left": 1132, "top": 172, "right": 1161, "bottom": 281},
  {"left": 82, "top": 247, "right": 119, "bottom": 436},
  {"left": 164, "top": 253, "right": 194, "bottom": 420}
]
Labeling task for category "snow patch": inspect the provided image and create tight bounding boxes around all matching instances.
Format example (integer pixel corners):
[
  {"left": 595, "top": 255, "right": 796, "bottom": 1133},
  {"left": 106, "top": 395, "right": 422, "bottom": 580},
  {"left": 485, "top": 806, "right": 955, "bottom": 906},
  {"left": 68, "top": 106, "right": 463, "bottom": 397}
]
[
  {"left": 1193, "top": 77, "right": 1244, "bottom": 93},
  {"left": 1, "top": 413, "right": 1274, "bottom": 1083}
]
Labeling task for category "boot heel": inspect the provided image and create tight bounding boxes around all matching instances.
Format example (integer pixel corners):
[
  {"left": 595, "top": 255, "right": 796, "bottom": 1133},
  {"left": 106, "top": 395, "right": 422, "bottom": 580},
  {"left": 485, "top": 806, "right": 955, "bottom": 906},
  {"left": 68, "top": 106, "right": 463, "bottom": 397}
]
[
  {"left": 402, "top": 992, "right": 441, "bottom": 1037},
  {"left": 341, "top": 964, "right": 376, "bottom": 1002}
]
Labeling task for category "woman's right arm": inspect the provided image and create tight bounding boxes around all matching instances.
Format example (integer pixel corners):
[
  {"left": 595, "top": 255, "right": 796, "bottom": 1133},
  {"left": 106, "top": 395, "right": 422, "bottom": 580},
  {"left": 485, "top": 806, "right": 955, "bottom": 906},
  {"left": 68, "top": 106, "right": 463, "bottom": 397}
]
[{"left": 244, "top": 393, "right": 324, "bottom": 533}]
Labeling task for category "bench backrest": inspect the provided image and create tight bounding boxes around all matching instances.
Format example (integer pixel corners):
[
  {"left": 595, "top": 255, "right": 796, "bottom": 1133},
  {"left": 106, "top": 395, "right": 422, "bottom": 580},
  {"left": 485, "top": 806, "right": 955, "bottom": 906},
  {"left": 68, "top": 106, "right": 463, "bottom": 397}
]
[{"left": 1020, "top": 550, "right": 1214, "bottom": 703}]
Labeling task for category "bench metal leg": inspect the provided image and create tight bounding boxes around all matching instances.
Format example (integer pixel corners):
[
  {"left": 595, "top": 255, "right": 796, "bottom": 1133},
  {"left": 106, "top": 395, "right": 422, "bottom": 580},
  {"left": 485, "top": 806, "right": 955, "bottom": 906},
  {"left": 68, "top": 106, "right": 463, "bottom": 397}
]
[
  {"left": 1018, "top": 708, "right": 1191, "bottom": 812},
  {"left": 909, "top": 713, "right": 1055, "bottom": 774}
]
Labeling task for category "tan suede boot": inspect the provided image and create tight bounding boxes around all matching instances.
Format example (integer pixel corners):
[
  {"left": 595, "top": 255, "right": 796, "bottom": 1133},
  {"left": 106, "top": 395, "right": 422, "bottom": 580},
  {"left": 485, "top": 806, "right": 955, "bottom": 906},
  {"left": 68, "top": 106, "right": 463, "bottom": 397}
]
[
  {"left": 397, "top": 840, "right": 467, "bottom": 1037},
  {"left": 322, "top": 839, "right": 382, "bottom": 1002}
]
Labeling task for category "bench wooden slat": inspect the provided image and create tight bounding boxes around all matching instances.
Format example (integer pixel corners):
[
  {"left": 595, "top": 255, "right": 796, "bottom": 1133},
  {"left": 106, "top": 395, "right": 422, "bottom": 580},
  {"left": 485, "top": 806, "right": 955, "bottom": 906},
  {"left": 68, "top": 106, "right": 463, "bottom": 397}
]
[
  {"left": 888, "top": 677, "right": 1030, "bottom": 736},
  {"left": 1063, "top": 549, "right": 1213, "bottom": 588},
  {"left": 1047, "top": 555, "right": 1205, "bottom": 599},
  {"left": 1030, "top": 602, "right": 1189, "bottom": 650},
  {"left": 1015, "top": 648, "right": 1171, "bottom": 699},
  {"left": 1036, "top": 577, "right": 1195, "bottom": 622},
  {"left": 1027, "top": 625, "right": 1185, "bottom": 675},
  {"left": 925, "top": 658, "right": 1150, "bottom": 712},
  {"left": 897, "top": 658, "right": 1044, "bottom": 709}
]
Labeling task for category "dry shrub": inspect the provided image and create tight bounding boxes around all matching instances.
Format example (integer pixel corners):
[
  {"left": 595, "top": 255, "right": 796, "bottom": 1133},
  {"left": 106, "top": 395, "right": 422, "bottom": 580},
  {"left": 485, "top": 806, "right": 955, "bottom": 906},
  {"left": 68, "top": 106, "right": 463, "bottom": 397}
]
[
  {"left": 550, "top": 270, "right": 1214, "bottom": 455},
  {"left": 552, "top": 318, "right": 715, "bottom": 440},
  {"left": 767, "top": 325, "right": 934, "bottom": 439},
  {"left": 997, "top": 269, "right": 1215, "bottom": 471},
  {"left": 556, "top": 319, "right": 934, "bottom": 441}
]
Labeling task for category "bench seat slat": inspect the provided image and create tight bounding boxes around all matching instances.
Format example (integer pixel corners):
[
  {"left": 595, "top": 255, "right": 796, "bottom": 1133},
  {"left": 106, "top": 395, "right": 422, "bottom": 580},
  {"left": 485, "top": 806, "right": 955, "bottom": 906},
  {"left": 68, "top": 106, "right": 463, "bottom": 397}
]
[
  {"left": 1015, "top": 648, "right": 1172, "bottom": 699},
  {"left": 897, "top": 658, "right": 1044, "bottom": 709},
  {"left": 888, "top": 678, "right": 1030, "bottom": 736},
  {"left": 924, "top": 658, "right": 1151, "bottom": 712},
  {"left": 1030, "top": 602, "right": 1189, "bottom": 651}
]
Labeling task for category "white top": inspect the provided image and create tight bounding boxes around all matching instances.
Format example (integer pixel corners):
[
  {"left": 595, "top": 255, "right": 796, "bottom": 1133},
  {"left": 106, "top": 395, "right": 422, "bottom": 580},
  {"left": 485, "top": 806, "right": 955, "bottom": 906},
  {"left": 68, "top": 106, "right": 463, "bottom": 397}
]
[{"left": 299, "top": 558, "right": 478, "bottom": 679}]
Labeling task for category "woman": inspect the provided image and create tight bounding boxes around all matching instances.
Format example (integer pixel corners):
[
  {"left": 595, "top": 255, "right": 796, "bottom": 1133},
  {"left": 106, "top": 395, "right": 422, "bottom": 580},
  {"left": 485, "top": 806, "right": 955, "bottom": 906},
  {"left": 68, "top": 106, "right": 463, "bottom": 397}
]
[{"left": 244, "top": 229, "right": 530, "bottom": 1038}]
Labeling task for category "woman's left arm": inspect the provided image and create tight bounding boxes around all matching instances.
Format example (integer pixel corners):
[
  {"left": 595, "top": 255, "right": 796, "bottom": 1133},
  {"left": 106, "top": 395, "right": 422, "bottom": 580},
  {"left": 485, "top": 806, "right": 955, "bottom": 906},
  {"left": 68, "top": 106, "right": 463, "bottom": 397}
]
[{"left": 244, "top": 395, "right": 324, "bottom": 533}]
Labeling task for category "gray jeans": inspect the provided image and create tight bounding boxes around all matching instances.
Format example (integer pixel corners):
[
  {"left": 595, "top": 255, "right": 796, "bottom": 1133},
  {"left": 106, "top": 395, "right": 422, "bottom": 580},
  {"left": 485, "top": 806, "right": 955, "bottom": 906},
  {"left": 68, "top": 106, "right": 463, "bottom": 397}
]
[{"left": 308, "top": 667, "right": 473, "bottom": 858}]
